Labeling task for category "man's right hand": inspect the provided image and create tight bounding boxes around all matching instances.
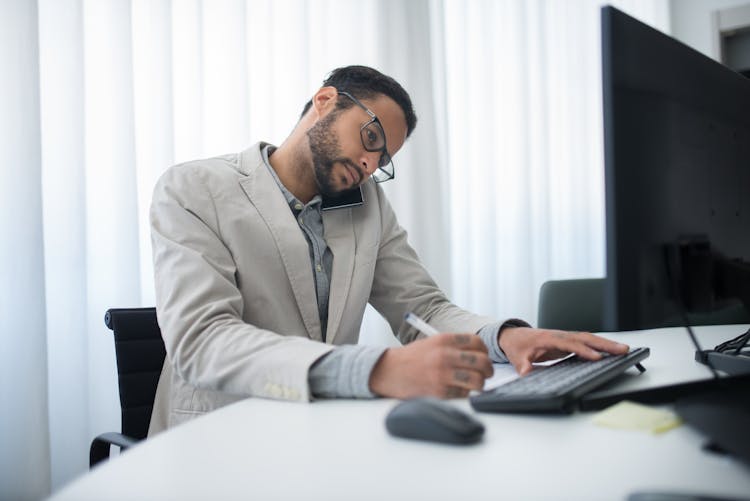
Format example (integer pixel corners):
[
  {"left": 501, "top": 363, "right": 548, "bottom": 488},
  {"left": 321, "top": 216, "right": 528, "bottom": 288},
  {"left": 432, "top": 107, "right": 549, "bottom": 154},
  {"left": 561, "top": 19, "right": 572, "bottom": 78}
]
[{"left": 368, "top": 333, "right": 493, "bottom": 399}]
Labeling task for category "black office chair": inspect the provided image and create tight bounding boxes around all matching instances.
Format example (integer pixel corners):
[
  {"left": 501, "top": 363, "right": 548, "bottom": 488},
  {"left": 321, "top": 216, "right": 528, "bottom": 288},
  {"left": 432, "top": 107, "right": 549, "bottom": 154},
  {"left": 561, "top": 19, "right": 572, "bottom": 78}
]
[
  {"left": 537, "top": 278, "right": 605, "bottom": 332},
  {"left": 89, "top": 307, "right": 165, "bottom": 468}
]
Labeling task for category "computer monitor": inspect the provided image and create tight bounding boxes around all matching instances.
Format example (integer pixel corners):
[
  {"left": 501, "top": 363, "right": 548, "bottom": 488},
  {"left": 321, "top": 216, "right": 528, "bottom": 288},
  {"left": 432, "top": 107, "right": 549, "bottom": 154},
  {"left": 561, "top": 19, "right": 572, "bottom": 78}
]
[{"left": 601, "top": 6, "right": 750, "bottom": 332}]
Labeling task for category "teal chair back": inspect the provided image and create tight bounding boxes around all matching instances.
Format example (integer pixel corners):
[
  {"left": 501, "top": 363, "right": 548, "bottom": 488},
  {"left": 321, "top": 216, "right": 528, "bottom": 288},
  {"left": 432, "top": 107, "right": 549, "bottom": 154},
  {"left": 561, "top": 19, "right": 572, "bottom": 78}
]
[
  {"left": 537, "top": 278, "right": 750, "bottom": 332},
  {"left": 537, "top": 278, "right": 605, "bottom": 332}
]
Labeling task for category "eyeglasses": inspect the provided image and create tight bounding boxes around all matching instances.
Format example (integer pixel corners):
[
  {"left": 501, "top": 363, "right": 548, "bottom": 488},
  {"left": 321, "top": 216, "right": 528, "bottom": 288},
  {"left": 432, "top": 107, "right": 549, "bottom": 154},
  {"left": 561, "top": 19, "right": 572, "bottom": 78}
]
[{"left": 337, "top": 91, "right": 395, "bottom": 183}]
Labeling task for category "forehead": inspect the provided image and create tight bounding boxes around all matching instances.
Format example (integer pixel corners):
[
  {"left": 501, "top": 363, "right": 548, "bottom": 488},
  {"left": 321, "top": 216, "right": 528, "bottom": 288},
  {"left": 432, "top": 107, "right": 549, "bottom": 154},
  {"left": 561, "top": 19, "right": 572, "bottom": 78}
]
[{"left": 348, "top": 94, "right": 408, "bottom": 154}]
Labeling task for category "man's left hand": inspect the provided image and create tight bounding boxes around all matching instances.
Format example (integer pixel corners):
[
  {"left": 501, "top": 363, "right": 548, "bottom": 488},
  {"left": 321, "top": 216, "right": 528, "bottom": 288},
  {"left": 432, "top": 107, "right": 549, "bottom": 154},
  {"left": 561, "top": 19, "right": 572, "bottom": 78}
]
[{"left": 498, "top": 327, "right": 630, "bottom": 376}]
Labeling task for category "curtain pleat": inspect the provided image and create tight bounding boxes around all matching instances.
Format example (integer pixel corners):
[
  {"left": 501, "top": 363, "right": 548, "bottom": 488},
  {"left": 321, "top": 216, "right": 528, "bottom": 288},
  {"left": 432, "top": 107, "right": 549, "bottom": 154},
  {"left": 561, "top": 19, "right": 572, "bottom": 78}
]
[
  {"left": 0, "top": 1, "right": 670, "bottom": 497},
  {"left": 442, "top": 0, "right": 669, "bottom": 323},
  {"left": 0, "top": 1, "right": 51, "bottom": 498}
]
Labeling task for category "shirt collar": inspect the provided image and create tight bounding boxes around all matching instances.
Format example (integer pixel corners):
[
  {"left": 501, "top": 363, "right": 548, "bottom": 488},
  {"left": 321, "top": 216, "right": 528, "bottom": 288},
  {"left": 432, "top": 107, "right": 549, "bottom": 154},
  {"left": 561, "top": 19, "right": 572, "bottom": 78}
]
[{"left": 261, "top": 144, "right": 321, "bottom": 211}]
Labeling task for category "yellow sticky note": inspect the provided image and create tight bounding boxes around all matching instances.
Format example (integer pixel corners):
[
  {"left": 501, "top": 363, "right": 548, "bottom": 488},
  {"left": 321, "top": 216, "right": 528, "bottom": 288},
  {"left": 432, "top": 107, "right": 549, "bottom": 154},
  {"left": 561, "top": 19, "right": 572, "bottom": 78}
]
[{"left": 592, "top": 400, "right": 682, "bottom": 434}]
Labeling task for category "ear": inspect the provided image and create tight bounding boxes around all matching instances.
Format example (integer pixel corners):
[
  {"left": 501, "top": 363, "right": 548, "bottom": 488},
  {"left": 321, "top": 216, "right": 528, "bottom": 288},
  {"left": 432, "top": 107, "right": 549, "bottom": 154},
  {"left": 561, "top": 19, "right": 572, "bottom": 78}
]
[{"left": 310, "top": 86, "right": 339, "bottom": 119}]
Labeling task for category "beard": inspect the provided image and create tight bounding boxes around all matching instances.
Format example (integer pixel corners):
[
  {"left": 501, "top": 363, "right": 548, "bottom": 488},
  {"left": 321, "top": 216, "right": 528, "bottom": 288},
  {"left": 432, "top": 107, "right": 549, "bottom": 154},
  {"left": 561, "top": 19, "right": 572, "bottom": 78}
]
[{"left": 306, "top": 111, "right": 363, "bottom": 197}]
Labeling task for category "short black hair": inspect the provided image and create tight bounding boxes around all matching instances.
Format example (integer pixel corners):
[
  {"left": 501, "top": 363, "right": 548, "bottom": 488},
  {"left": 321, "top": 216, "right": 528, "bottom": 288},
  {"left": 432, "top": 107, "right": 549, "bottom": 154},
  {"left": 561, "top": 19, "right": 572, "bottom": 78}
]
[{"left": 300, "top": 65, "right": 417, "bottom": 138}]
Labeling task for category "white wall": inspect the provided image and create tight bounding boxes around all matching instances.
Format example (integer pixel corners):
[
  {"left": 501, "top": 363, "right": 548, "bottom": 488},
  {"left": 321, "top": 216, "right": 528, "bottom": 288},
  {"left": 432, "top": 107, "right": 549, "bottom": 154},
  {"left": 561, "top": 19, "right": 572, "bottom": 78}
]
[{"left": 670, "top": 0, "right": 750, "bottom": 58}]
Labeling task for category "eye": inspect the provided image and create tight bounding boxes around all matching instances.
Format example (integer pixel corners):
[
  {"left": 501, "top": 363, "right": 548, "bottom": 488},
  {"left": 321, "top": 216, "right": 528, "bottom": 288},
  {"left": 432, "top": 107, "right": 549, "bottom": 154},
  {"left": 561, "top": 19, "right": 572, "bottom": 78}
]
[{"left": 364, "top": 127, "right": 379, "bottom": 148}]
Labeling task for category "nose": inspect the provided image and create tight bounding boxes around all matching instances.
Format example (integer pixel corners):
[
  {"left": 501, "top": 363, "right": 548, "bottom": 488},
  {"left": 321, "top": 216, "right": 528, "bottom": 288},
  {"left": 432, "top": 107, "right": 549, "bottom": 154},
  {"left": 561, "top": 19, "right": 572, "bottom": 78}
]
[{"left": 359, "top": 150, "right": 380, "bottom": 177}]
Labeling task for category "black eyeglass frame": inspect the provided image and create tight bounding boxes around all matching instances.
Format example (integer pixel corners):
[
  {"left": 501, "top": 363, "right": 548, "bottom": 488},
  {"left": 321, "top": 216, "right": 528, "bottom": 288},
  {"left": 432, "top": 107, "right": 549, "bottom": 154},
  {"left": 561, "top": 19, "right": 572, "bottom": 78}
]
[{"left": 337, "top": 91, "right": 395, "bottom": 183}]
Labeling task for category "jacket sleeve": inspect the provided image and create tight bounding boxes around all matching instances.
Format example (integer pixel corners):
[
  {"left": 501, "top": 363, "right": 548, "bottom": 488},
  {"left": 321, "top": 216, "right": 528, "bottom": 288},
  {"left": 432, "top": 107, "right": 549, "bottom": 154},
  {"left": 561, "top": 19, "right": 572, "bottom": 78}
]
[
  {"left": 150, "top": 163, "right": 333, "bottom": 401},
  {"left": 366, "top": 185, "right": 496, "bottom": 344}
]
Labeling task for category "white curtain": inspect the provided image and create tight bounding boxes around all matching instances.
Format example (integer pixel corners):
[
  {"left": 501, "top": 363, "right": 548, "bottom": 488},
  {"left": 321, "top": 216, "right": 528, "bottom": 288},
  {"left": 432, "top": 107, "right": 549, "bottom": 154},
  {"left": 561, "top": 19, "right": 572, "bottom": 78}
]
[
  {"left": 0, "top": 0, "right": 668, "bottom": 498},
  {"left": 1, "top": 2, "right": 51, "bottom": 500},
  {"left": 439, "top": 0, "right": 670, "bottom": 323}
]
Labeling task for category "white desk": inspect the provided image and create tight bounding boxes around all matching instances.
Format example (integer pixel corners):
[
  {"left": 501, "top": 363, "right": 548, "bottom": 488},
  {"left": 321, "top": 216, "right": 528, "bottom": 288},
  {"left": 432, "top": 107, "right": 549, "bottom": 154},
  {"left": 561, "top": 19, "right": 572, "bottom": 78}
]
[{"left": 52, "top": 325, "right": 750, "bottom": 500}]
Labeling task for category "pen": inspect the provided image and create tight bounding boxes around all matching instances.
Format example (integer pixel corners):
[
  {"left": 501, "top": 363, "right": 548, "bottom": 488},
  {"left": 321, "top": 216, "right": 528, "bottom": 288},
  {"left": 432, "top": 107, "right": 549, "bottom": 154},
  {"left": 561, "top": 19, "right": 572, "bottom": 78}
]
[{"left": 404, "top": 312, "right": 440, "bottom": 336}]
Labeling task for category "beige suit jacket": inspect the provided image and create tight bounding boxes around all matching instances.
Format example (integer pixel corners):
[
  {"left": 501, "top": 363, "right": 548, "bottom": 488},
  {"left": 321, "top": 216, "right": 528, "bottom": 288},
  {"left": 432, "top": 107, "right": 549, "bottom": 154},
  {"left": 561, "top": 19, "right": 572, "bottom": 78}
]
[{"left": 148, "top": 143, "right": 493, "bottom": 434}]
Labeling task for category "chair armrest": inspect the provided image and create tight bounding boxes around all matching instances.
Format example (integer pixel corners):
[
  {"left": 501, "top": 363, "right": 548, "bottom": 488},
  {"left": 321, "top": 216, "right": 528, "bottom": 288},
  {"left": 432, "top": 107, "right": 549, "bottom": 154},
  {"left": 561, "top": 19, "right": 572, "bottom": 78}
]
[{"left": 89, "top": 432, "right": 140, "bottom": 468}]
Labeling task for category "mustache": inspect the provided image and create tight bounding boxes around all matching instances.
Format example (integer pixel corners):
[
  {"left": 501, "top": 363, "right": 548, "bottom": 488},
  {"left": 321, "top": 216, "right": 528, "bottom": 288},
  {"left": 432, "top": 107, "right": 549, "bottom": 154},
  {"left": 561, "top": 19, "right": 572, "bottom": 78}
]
[{"left": 334, "top": 158, "right": 364, "bottom": 184}]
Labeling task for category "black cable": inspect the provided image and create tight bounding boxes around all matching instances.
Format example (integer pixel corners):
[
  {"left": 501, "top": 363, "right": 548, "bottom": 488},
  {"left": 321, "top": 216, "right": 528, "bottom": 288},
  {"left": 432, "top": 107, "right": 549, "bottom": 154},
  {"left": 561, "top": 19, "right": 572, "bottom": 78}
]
[
  {"left": 664, "top": 244, "right": 720, "bottom": 379},
  {"left": 680, "top": 316, "right": 720, "bottom": 379},
  {"left": 712, "top": 326, "right": 750, "bottom": 355},
  {"left": 730, "top": 327, "right": 750, "bottom": 356}
]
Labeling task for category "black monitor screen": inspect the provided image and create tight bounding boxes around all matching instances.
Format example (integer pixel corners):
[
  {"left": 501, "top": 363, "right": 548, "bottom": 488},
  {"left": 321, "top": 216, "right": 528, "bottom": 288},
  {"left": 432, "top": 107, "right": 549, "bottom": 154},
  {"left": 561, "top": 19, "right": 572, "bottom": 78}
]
[{"left": 601, "top": 6, "right": 750, "bottom": 331}]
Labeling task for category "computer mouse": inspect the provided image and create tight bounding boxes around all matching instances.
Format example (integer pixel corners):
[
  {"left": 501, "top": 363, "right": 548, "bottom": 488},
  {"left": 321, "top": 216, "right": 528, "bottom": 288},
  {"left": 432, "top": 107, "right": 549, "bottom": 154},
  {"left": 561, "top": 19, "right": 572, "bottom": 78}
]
[{"left": 385, "top": 397, "right": 485, "bottom": 445}]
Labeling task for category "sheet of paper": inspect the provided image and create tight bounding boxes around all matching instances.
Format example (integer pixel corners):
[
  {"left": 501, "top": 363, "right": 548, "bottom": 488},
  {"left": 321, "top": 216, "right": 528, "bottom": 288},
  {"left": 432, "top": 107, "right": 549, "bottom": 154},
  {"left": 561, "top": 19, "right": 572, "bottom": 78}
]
[
  {"left": 481, "top": 355, "right": 573, "bottom": 392},
  {"left": 592, "top": 400, "right": 682, "bottom": 434},
  {"left": 483, "top": 363, "right": 519, "bottom": 391}
]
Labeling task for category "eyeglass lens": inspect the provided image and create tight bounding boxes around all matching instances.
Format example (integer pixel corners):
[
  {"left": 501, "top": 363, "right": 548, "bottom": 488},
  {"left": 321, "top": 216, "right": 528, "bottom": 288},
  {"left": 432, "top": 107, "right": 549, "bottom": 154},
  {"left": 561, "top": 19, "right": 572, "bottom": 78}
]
[{"left": 359, "top": 122, "right": 391, "bottom": 168}]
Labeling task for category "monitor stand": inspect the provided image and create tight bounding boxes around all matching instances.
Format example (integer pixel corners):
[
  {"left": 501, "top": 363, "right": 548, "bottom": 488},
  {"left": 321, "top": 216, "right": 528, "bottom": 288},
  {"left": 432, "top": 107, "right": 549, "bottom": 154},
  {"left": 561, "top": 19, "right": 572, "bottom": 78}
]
[
  {"left": 675, "top": 386, "right": 750, "bottom": 467},
  {"left": 579, "top": 372, "right": 750, "bottom": 411}
]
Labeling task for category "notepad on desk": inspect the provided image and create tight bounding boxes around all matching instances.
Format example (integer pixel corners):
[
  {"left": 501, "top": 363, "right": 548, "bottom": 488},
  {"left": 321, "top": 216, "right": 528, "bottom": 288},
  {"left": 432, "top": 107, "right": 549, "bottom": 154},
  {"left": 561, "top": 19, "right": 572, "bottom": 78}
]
[{"left": 592, "top": 400, "right": 682, "bottom": 434}]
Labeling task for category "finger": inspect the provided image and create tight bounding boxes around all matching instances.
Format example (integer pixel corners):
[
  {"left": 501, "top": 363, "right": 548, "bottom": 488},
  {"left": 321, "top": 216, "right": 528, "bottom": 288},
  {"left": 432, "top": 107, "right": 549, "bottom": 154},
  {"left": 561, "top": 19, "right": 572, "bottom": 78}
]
[
  {"left": 572, "top": 332, "right": 630, "bottom": 354},
  {"left": 442, "top": 368, "right": 486, "bottom": 392},
  {"left": 446, "top": 333, "right": 488, "bottom": 353},
  {"left": 454, "top": 368, "right": 486, "bottom": 391},
  {"left": 542, "top": 331, "right": 603, "bottom": 361},
  {"left": 515, "top": 357, "right": 533, "bottom": 376},
  {"left": 444, "top": 385, "right": 471, "bottom": 399},
  {"left": 454, "top": 350, "right": 494, "bottom": 378},
  {"left": 547, "top": 331, "right": 631, "bottom": 360}
]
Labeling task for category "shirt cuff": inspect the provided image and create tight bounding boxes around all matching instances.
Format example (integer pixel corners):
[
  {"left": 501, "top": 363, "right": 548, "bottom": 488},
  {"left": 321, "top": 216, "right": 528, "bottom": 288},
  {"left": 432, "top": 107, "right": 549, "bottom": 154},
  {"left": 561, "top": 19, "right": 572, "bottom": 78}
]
[
  {"left": 478, "top": 322, "right": 509, "bottom": 363},
  {"left": 308, "top": 344, "right": 388, "bottom": 399},
  {"left": 478, "top": 319, "right": 532, "bottom": 364}
]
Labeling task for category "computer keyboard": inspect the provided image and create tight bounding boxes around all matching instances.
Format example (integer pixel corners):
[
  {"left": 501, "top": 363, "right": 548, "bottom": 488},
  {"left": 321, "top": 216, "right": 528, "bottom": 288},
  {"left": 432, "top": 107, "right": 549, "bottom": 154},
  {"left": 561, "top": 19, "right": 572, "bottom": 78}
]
[{"left": 470, "top": 347, "right": 650, "bottom": 413}]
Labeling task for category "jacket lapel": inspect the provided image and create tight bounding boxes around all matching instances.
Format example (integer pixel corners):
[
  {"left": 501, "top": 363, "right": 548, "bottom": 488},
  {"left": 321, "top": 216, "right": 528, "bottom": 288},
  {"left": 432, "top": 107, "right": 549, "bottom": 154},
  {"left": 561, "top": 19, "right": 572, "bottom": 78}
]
[
  {"left": 322, "top": 208, "right": 356, "bottom": 344},
  {"left": 237, "top": 145, "right": 323, "bottom": 341}
]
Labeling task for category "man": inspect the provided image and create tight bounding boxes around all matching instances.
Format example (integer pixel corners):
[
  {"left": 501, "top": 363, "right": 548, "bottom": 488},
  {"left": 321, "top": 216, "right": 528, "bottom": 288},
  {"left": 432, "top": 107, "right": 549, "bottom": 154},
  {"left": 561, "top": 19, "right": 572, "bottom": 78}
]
[{"left": 149, "top": 65, "right": 627, "bottom": 434}]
